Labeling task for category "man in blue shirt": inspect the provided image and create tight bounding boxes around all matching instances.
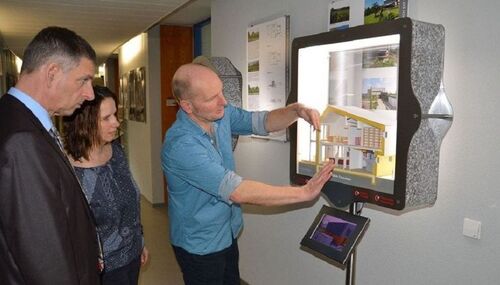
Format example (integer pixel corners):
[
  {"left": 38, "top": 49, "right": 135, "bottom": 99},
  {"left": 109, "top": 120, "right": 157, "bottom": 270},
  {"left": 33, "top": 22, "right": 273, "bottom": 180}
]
[{"left": 161, "top": 62, "right": 334, "bottom": 285}]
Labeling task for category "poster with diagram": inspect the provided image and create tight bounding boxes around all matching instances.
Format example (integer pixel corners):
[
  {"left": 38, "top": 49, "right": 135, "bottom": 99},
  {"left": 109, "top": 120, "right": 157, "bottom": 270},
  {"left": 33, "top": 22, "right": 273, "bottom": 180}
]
[{"left": 247, "top": 15, "right": 289, "bottom": 141}]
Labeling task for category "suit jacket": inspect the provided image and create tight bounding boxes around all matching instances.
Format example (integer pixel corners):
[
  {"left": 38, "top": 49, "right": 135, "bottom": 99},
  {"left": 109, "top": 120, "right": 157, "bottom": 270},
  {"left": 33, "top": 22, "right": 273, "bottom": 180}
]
[{"left": 0, "top": 94, "right": 101, "bottom": 284}]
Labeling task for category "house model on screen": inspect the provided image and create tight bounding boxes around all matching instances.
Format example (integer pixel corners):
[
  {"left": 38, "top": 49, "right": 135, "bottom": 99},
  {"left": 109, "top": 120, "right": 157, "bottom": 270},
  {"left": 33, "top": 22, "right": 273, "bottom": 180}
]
[{"left": 316, "top": 105, "right": 397, "bottom": 184}]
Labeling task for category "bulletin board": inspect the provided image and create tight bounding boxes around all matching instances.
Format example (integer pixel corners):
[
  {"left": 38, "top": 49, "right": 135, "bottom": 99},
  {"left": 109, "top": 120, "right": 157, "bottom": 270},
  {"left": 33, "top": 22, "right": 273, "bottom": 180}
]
[{"left": 246, "top": 15, "right": 290, "bottom": 141}]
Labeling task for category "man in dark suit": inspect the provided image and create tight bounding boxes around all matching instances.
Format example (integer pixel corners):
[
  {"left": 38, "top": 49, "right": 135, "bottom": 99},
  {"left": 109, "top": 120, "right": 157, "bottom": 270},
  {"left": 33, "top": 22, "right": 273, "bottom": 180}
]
[{"left": 0, "top": 27, "right": 101, "bottom": 284}]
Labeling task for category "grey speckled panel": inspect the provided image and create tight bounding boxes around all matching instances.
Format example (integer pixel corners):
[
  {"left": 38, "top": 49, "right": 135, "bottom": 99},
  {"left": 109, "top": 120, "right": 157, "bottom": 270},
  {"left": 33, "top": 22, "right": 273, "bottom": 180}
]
[
  {"left": 208, "top": 57, "right": 242, "bottom": 150},
  {"left": 411, "top": 20, "right": 445, "bottom": 113},
  {"left": 406, "top": 120, "right": 440, "bottom": 207},
  {"left": 406, "top": 20, "right": 446, "bottom": 208}
]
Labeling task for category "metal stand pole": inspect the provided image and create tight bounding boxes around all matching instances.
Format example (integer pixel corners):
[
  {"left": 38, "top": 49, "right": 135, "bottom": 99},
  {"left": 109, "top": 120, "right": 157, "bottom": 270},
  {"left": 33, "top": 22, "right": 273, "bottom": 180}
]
[{"left": 345, "top": 202, "right": 359, "bottom": 285}]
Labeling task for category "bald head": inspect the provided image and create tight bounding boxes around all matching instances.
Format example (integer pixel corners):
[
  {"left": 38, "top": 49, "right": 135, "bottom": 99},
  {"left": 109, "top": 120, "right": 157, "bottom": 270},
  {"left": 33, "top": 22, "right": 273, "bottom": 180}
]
[{"left": 172, "top": 63, "right": 220, "bottom": 101}]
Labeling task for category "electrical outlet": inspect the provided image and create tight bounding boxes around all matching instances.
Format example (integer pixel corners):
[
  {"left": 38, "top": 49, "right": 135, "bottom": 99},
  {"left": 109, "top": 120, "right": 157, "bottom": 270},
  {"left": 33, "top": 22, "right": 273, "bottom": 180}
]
[{"left": 463, "top": 218, "right": 481, "bottom": 239}]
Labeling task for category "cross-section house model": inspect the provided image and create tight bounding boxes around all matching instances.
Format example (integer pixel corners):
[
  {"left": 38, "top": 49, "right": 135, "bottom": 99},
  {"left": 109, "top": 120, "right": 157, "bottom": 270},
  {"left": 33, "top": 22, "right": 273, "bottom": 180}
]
[{"left": 316, "top": 105, "right": 397, "bottom": 184}]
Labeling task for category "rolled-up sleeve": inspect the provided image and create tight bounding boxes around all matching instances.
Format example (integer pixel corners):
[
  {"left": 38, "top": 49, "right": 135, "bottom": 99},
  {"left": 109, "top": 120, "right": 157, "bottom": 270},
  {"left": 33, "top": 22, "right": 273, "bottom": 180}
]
[
  {"left": 251, "top": 111, "right": 269, "bottom": 136},
  {"left": 218, "top": 171, "right": 243, "bottom": 204},
  {"left": 226, "top": 104, "right": 269, "bottom": 136}
]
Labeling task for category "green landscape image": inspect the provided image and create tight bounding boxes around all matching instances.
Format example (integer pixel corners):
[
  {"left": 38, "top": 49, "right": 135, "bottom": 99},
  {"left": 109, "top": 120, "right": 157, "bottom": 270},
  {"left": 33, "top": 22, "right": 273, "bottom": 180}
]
[{"left": 364, "top": 0, "right": 400, "bottom": 25}]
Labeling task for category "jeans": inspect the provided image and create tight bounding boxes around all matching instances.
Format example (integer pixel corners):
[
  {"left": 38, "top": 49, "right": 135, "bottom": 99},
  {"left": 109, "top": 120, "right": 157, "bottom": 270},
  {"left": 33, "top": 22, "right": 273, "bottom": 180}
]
[{"left": 172, "top": 239, "right": 240, "bottom": 285}]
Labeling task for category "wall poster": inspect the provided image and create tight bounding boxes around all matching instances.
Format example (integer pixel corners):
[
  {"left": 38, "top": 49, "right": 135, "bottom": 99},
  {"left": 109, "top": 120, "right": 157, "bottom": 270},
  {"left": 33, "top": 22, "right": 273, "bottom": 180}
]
[
  {"left": 328, "top": 0, "right": 408, "bottom": 31},
  {"left": 247, "top": 15, "right": 289, "bottom": 141},
  {"left": 120, "top": 67, "right": 146, "bottom": 123},
  {"left": 118, "top": 67, "right": 146, "bottom": 156},
  {"left": 118, "top": 73, "right": 128, "bottom": 122},
  {"left": 131, "top": 66, "right": 146, "bottom": 123}
]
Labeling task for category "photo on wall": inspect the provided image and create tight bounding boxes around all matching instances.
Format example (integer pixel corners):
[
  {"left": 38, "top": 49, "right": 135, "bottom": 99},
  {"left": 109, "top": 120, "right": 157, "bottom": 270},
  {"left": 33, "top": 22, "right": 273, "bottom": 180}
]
[
  {"left": 329, "top": 0, "right": 351, "bottom": 31},
  {"left": 124, "top": 67, "right": 147, "bottom": 123},
  {"left": 364, "top": 0, "right": 401, "bottom": 25},
  {"left": 119, "top": 73, "right": 129, "bottom": 120},
  {"left": 248, "top": 60, "right": 260, "bottom": 73},
  {"left": 134, "top": 67, "right": 146, "bottom": 123},
  {"left": 127, "top": 70, "right": 136, "bottom": 121}
]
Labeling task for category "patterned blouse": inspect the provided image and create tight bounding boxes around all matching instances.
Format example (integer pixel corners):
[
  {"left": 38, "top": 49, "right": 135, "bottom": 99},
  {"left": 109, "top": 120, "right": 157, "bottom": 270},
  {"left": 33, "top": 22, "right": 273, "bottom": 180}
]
[{"left": 74, "top": 140, "right": 143, "bottom": 272}]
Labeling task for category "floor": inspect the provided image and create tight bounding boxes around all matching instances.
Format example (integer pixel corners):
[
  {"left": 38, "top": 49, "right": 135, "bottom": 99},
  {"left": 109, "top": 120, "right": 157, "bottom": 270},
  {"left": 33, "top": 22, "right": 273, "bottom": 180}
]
[{"left": 138, "top": 198, "right": 183, "bottom": 285}]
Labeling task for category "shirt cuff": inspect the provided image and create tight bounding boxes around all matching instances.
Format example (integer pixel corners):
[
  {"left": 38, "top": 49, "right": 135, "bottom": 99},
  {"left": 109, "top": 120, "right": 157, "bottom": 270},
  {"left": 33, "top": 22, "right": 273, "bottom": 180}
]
[
  {"left": 218, "top": 171, "right": 243, "bottom": 205},
  {"left": 252, "top": 111, "right": 269, "bottom": 136}
]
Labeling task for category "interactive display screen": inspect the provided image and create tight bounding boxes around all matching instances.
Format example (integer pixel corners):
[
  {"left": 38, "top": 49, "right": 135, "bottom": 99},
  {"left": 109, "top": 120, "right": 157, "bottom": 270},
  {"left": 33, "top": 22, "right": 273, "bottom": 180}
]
[
  {"left": 295, "top": 34, "right": 399, "bottom": 196},
  {"left": 291, "top": 18, "right": 446, "bottom": 210},
  {"left": 301, "top": 205, "right": 369, "bottom": 265}
]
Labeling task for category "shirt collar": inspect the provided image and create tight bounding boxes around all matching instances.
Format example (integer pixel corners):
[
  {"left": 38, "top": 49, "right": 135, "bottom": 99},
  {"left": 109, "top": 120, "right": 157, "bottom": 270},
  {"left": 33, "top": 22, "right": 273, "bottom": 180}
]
[
  {"left": 8, "top": 87, "right": 53, "bottom": 131},
  {"left": 177, "top": 108, "right": 214, "bottom": 137}
]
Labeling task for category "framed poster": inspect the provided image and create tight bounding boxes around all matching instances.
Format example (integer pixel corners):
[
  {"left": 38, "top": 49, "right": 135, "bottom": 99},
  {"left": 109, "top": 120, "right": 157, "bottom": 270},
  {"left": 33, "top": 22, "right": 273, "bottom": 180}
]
[
  {"left": 247, "top": 15, "right": 289, "bottom": 141},
  {"left": 127, "top": 70, "right": 136, "bottom": 121},
  {"left": 133, "top": 66, "right": 146, "bottom": 122},
  {"left": 124, "top": 67, "right": 147, "bottom": 123}
]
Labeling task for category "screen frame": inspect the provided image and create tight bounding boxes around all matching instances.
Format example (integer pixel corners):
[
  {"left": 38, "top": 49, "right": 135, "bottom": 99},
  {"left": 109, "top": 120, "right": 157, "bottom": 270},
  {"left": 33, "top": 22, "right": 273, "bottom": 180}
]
[
  {"left": 289, "top": 18, "right": 420, "bottom": 210},
  {"left": 300, "top": 205, "right": 370, "bottom": 265}
]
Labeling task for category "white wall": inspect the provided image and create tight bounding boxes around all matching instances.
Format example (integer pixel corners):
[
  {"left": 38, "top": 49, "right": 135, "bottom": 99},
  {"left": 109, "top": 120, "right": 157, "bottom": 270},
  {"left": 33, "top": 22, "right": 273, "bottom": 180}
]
[
  {"left": 147, "top": 25, "right": 164, "bottom": 205},
  {"left": 201, "top": 22, "right": 212, "bottom": 56},
  {"left": 118, "top": 27, "right": 163, "bottom": 204},
  {"left": 212, "top": 0, "right": 500, "bottom": 284}
]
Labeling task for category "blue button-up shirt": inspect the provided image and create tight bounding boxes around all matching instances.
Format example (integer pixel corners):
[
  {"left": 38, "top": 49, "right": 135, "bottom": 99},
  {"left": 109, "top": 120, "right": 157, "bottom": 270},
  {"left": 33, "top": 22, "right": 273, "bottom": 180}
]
[
  {"left": 161, "top": 104, "right": 268, "bottom": 255},
  {"left": 8, "top": 87, "right": 53, "bottom": 131}
]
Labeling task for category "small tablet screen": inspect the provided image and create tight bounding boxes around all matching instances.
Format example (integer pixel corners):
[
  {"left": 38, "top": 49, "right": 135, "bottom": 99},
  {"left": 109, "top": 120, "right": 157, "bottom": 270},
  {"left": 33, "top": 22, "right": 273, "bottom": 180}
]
[{"left": 301, "top": 205, "right": 369, "bottom": 265}]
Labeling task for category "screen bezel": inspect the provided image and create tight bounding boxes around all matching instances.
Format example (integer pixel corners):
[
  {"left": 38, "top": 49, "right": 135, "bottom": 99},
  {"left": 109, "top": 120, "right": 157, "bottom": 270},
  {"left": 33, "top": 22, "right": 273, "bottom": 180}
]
[
  {"left": 300, "top": 205, "right": 370, "bottom": 265},
  {"left": 289, "top": 18, "right": 420, "bottom": 210}
]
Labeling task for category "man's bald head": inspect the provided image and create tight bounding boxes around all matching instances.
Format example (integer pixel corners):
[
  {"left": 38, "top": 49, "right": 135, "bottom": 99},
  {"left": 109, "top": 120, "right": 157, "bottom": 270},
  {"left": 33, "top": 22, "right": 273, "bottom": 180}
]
[{"left": 171, "top": 63, "right": 219, "bottom": 102}]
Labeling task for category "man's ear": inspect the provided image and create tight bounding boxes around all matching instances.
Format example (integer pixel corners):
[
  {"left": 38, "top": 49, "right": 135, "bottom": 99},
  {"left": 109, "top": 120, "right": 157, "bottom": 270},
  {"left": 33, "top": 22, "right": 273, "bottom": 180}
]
[
  {"left": 45, "top": 62, "right": 60, "bottom": 87},
  {"left": 179, "top": 99, "right": 192, "bottom": 114}
]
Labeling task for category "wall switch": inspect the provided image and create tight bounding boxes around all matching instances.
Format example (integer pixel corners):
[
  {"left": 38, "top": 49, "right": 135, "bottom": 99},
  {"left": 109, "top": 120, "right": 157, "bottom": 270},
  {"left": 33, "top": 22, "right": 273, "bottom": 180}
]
[{"left": 463, "top": 218, "right": 481, "bottom": 239}]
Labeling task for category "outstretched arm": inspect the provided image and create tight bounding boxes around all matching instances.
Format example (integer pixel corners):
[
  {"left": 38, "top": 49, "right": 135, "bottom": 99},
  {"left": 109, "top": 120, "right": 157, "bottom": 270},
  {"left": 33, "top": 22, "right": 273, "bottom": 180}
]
[
  {"left": 265, "top": 102, "right": 321, "bottom": 132},
  {"left": 229, "top": 160, "right": 334, "bottom": 206}
]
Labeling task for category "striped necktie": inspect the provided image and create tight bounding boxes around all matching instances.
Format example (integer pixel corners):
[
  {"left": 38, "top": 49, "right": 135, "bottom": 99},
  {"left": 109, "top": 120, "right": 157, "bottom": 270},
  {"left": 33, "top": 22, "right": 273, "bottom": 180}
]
[{"left": 49, "top": 127, "right": 64, "bottom": 151}]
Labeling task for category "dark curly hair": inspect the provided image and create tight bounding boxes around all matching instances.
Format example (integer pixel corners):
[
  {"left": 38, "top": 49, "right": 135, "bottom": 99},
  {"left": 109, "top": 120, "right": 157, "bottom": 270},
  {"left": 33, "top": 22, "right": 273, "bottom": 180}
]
[{"left": 63, "top": 85, "right": 117, "bottom": 161}]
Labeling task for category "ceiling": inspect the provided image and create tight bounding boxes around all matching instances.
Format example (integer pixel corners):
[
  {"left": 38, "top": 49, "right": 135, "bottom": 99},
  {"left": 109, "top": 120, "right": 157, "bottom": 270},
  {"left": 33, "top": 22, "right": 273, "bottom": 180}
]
[{"left": 0, "top": 0, "right": 211, "bottom": 64}]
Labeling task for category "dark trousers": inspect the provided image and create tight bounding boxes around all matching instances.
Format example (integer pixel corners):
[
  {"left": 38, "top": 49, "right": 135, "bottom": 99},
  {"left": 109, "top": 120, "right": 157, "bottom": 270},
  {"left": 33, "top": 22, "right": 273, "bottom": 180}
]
[
  {"left": 102, "top": 256, "right": 141, "bottom": 285},
  {"left": 172, "top": 239, "right": 240, "bottom": 285}
]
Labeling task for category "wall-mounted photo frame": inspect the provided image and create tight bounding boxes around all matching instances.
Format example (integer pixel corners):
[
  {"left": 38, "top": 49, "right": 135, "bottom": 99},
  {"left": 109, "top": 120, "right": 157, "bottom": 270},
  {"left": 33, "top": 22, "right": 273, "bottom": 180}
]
[
  {"left": 118, "top": 75, "right": 127, "bottom": 122},
  {"left": 120, "top": 73, "right": 130, "bottom": 120},
  {"left": 128, "top": 70, "right": 136, "bottom": 121},
  {"left": 301, "top": 205, "right": 369, "bottom": 265},
  {"left": 124, "top": 67, "right": 146, "bottom": 123},
  {"left": 133, "top": 66, "right": 146, "bottom": 122}
]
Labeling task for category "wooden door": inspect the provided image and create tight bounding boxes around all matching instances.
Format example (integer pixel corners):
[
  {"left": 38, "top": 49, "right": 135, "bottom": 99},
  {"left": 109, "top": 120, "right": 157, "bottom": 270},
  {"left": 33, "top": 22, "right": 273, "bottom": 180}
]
[{"left": 160, "top": 25, "right": 193, "bottom": 203}]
